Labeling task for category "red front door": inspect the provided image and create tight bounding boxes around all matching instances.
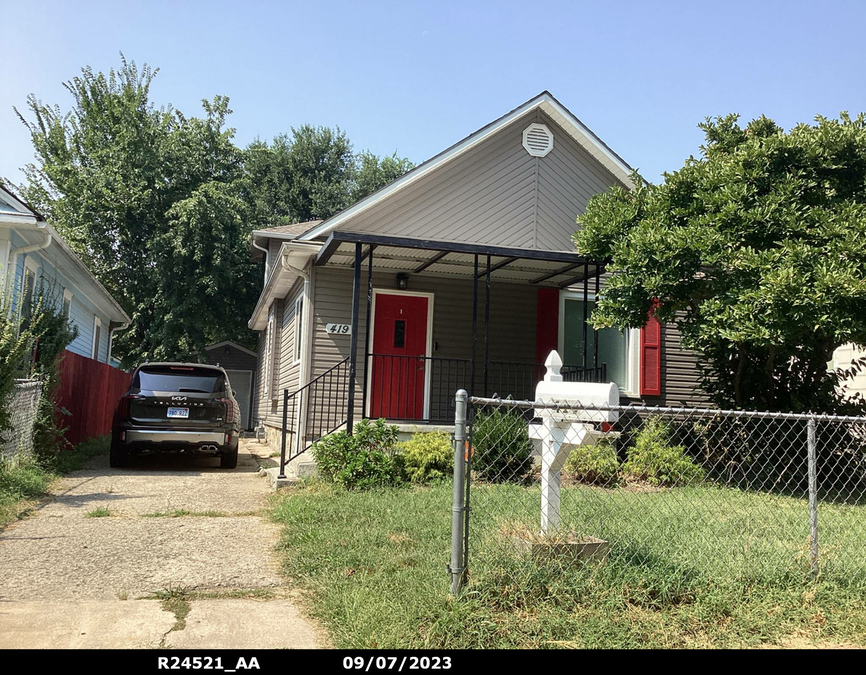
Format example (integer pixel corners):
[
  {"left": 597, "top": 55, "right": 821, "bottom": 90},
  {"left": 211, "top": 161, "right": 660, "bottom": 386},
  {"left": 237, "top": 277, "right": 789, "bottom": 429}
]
[{"left": 369, "top": 293, "right": 429, "bottom": 420}]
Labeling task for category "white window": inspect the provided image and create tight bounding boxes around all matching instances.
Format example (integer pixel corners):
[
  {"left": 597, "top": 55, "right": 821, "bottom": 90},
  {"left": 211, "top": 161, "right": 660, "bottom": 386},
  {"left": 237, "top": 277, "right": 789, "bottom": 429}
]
[
  {"left": 559, "top": 291, "right": 639, "bottom": 393},
  {"left": 62, "top": 289, "right": 73, "bottom": 320},
  {"left": 263, "top": 307, "right": 274, "bottom": 399},
  {"left": 22, "top": 258, "right": 39, "bottom": 319},
  {"left": 294, "top": 296, "right": 304, "bottom": 363},
  {"left": 92, "top": 316, "right": 102, "bottom": 361}
]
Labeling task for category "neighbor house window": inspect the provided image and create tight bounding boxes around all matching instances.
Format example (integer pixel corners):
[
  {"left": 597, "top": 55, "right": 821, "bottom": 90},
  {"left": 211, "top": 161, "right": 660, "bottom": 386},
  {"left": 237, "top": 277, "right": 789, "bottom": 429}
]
[
  {"left": 294, "top": 296, "right": 304, "bottom": 363},
  {"left": 561, "top": 295, "right": 629, "bottom": 389},
  {"left": 22, "top": 266, "right": 37, "bottom": 319},
  {"left": 264, "top": 308, "right": 274, "bottom": 398},
  {"left": 92, "top": 316, "right": 101, "bottom": 361},
  {"left": 62, "top": 289, "right": 73, "bottom": 320}
]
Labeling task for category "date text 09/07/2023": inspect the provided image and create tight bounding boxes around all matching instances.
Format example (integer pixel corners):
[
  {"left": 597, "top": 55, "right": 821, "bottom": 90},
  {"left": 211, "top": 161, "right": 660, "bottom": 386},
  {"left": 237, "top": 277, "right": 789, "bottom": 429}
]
[{"left": 343, "top": 656, "right": 452, "bottom": 671}]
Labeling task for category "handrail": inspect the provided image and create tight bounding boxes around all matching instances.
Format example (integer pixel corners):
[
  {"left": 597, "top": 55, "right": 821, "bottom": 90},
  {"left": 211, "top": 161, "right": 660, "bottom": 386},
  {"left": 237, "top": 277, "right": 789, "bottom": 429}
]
[{"left": 279, "top": 357, "right": 350, "bottom": 479}]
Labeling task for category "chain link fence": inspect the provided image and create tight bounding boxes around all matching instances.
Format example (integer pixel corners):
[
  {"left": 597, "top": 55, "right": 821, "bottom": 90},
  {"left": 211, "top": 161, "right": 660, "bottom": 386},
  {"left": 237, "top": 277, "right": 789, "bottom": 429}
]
[
  {"left": 449, "top": 394, "right": 866, "bottom": 593},
  {"left": 0, "top": 379, "right": 43, "bottom": 463}
]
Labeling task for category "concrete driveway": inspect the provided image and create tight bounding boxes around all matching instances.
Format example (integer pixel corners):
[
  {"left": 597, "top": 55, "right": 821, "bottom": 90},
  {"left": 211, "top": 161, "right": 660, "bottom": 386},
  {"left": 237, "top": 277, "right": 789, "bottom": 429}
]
[{"left": 0, "top": 439, "right": 325, "bottom": 649}]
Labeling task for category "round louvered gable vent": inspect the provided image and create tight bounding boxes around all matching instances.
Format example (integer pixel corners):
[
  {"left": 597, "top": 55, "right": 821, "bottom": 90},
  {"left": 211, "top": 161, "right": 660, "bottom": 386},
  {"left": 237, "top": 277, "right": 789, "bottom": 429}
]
[{"left": 522, "top": 123, "right": 554, "bottom": 157}]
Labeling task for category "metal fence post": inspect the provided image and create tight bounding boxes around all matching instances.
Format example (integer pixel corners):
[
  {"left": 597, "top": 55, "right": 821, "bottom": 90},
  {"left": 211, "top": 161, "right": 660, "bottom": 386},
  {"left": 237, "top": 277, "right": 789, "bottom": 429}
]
[
  {"left": 807, "top": 416, "right": 819, "bottom": 577},
  {"left": 449, "top": 389, "right": 468, "bottom": 595}
]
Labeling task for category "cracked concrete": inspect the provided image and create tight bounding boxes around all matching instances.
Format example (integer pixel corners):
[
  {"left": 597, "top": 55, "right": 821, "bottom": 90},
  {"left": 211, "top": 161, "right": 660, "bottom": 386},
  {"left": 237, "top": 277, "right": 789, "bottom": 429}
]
[{"left": 0, "top": 439, "right": 326, "bottom": 649}]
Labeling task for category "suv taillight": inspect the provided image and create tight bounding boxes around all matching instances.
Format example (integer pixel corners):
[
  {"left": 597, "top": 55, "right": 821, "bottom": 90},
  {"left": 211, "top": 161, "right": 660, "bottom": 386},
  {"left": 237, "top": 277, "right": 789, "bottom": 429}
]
[
  {"left": 118, "top": 394, "right": 144, "bottom": 419},
  {"left": 217, "top": 398, "right": 234, "bottom": 423}
]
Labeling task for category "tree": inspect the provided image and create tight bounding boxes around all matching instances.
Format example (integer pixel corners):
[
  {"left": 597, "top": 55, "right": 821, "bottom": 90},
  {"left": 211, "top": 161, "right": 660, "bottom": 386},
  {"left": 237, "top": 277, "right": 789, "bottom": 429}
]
[
  {"left": 17, "top": 56, "right": 258, "bottom": 366},
  {"left": 575, "top": 113, "right": 866, "bottom": 414},
  {"left": 244, "top": 129, "right": 413, "bottom": 228},
  {"left": 352, "top": 151, "right": 415, "bottom": 203},
  {"left": 17, "top": 55, "right": 413, "bottom": 368}
]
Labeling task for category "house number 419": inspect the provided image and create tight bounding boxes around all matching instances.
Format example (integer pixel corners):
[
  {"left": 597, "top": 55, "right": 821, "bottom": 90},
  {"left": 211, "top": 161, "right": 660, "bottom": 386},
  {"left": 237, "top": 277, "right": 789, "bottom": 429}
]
[{"left": 326, "top": 323, "right": 351, "bottom": 335}]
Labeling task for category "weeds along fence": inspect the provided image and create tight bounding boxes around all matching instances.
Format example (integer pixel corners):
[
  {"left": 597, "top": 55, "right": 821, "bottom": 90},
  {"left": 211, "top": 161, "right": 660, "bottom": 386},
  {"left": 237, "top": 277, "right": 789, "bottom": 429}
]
[
  {"left": 449, "top": 394, "right": 866, "bottom": 593},
  {"left": 0, "top": 379, "right": 43, "bottom": 463}
]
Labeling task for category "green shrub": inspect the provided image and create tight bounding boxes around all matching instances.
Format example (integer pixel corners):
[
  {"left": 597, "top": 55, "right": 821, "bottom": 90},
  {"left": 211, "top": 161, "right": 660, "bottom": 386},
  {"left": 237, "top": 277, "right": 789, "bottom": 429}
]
[
  {"left": 400, "top": 431, "right": 452, "bottom": 483},
  {"left": 312, "top": 418, "right": 404, "bottom": 490},
  {"left": 472, "top": 409, "right": 533, "bottom": 483},
  {"left": 563, "top": 440, "right": 620, "bottom": 485},
  {"left": 622, "top": 418, "right": 705, "bottom": 486}
]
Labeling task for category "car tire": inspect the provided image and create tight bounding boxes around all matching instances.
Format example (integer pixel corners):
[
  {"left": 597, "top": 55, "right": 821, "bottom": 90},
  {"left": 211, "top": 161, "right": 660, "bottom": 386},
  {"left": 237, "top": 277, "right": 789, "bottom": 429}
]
[
  {"left": 220, "top": 446, "right": 238, "bottom": 469},
  {"left": 110, "top": 441, "right": 129, "bottom": 468}
]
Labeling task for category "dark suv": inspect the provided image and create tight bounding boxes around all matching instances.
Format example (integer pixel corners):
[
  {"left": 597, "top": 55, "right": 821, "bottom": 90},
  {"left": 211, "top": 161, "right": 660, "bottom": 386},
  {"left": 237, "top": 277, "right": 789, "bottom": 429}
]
[{"left": 111, "top": 363, "right": 241, "bottom": 469}]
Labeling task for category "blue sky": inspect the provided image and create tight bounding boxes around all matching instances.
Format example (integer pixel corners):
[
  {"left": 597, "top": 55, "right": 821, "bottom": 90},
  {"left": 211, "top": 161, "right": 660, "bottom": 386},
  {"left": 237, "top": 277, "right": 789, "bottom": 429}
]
[{"left": 2, "top": 0, "right": 865, "bottom": 188}]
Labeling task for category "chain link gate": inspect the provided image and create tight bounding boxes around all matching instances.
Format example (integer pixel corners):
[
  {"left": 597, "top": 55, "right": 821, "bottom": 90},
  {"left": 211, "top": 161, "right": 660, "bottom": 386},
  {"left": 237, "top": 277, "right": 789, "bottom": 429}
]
[{"left": 450, "top": 392, "right": 866, "bottom": 594}]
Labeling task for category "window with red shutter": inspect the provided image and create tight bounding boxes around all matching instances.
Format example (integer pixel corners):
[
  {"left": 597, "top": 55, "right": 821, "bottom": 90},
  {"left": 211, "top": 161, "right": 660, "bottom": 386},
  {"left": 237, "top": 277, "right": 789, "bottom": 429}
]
[{"left": 640, "top": 303, "right": 662, "bottom": 397}]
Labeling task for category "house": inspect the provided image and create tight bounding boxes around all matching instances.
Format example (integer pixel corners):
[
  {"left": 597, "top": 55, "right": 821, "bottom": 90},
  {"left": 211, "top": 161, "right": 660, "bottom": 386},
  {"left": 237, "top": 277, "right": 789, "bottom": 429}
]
[
  {"left": 833, "top": 344, "right": 866, "bottom": 402},
  {"left": 0, "top": 183, "right": 130, "bottom": 362},
  {"left": 203, "top": 341, "right": 257, "bottom": 430},
  {"left": 247, "top": 92, "right": 707, "bottom": 473}
]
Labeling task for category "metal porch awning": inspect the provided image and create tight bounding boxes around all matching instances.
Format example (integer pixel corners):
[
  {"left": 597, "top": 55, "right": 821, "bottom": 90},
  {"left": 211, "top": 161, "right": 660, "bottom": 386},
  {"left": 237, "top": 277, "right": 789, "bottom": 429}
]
[{"left": 315, "top": 231, "right": 605, "bottom": 287}]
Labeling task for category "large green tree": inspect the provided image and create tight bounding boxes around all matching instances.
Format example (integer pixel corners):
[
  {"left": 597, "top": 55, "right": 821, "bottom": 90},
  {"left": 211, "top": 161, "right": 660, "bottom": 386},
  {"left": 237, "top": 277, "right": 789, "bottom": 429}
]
[
  {"left": 244, "top": 128, "right": 413, "bottom": 228},
  {"left": 17, "top": 56, "right": 413, "bottom": 368},
  {"left": 17, "top": 57, "right": 257, "bottom": 366},
  {"left": 576, "top": 113, "right": 866, "bottom": 414}
]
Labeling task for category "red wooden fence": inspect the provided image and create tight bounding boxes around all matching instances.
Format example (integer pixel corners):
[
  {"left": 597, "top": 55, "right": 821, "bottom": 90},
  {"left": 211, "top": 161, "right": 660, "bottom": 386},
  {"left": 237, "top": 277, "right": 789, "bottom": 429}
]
[{"left": 56, "top": 350, "right": 132, "bottom": 446}]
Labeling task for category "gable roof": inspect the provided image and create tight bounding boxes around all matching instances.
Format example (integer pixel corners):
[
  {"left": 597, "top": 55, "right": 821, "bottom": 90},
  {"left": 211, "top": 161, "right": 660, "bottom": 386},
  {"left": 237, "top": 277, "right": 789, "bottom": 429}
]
[
  {"left": 205, "top": 341, "right": 257, "bottom": 358},
  {"left": 253, "top": 220, "right": 323, "bottom": 241},
  {"left": 299, "top": 91, "right": 636, "bottom": 243}
]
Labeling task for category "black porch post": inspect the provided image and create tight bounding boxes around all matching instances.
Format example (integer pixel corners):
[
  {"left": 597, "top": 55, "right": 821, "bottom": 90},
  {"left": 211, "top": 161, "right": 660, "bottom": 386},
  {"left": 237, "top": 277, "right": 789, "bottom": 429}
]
[
  {"left": 593, "top": 264, "right": 600, "bottom": 370},
  {"left": 483, "top": 254, "right": 491, "bottom": 396},
  {"left": 347, "top": 242, "right": 362, "bottom": 435},
  {"left": 582, "top": 262, "right": 589, "bottom": 368},
  {"left": 470, "top": 255, "right": 478, "bottom": 397},
  {"left": 361, "top": 245, "right": 375, "bottom": 421}
]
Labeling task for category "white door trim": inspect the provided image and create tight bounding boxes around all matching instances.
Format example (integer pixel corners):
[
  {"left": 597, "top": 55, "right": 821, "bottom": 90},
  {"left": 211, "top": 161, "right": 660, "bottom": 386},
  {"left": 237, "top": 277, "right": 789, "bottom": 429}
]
[{"left": 366, "top": 288, "right": 435, "bottom": 421}]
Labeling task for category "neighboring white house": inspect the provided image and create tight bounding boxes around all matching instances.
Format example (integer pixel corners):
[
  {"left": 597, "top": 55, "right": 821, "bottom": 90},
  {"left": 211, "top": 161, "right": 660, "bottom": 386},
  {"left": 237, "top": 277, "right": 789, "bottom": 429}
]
[{"left": 0, "top": 183, "right": 130, "bottom": 362}]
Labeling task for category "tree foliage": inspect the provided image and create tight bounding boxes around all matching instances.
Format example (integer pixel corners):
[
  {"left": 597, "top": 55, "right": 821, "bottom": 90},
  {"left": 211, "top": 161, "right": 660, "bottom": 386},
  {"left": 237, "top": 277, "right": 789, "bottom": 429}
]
[
  {"left": 17, "top": 57, "right": 255, "bottom": 366},
  {"left": 244, "top": 129, "right": 413, "bottom": 228},
  {"left": 16, "top": 55, "right": 413, "bottom": 368},
  {"left": 576, "top": 112, "right": 866, "bottom": 413}
]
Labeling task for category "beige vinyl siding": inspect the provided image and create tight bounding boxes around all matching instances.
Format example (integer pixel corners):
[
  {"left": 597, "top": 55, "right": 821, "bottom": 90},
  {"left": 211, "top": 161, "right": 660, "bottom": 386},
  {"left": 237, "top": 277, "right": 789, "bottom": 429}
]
[
  {"left": 635, "top": 321, "right": 711, "bottom": 408},
  {"left": 252, "top": 329, "right": 269, "bottom": 424},
  {"left": 333, "top": 110, "right": 625, "bottom": 251},
  {"left": 535, "top": 110, "right": 623, "bottom": 251},
  {"left": 312, "top": 266, "right": 539, "bottom": 423},
  {"left": 278, "top": 284, "right": 304, "bottom": 397},
  {"left": 252, "top": 283, "right": 306, "bottom": 428}
]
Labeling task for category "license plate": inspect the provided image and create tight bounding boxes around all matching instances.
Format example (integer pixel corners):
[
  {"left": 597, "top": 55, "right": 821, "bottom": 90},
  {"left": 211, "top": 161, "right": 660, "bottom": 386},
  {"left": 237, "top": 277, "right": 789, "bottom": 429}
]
[{"left": 167, "top": 407, "right": 189, "bottom": 419}]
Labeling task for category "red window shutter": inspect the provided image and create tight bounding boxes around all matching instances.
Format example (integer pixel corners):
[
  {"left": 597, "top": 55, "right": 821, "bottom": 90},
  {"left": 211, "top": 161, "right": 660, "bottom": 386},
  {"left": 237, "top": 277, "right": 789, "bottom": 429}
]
[
  {"left": 640, "top": 303, "right": 662, "bottom": 397},
  {"left": 536, "top": 288, "right": 559, "bottom": 364}
]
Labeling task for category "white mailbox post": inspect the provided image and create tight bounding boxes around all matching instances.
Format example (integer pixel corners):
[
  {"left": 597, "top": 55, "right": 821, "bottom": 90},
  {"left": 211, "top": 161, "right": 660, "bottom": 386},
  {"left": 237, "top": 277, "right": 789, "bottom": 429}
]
[{"left": 529, "top": 351, "right": 619, "bottom": 534}]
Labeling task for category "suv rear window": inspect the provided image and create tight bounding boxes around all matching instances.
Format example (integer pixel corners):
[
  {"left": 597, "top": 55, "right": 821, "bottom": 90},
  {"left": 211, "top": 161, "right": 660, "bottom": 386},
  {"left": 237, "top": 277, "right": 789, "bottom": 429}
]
[{"left": 134, "top": 366, "right": 227, "bottom": 394}]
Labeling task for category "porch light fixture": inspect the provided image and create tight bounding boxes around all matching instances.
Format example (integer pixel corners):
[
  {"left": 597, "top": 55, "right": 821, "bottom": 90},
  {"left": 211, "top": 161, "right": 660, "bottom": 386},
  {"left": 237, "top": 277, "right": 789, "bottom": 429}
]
[{"left": 396, "top": 273, "right": 409, "bottom": 290}]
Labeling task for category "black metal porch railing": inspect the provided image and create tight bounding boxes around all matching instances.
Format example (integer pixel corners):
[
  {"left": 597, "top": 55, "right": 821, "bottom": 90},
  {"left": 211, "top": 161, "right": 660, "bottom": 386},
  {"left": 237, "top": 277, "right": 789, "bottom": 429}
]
[
  {"left": 366, "top": 353, "right": 472, "bottom": 424},
  {"left": 364, "top": 354, "right": 608, "bottom": 424},
  {"left": 279, "top": 357, "right": 350, "bottom": 478},
  {"left": 279, "top": 354, "right": 609, "bottom": 476}
]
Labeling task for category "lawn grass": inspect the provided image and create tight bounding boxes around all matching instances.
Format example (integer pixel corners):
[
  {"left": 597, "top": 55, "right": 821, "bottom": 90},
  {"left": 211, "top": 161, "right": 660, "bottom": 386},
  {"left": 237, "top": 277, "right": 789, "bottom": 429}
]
[
  {"left": 0, "top": 435, "right": 110, "bottom": 529},
  {"left": 270, "top": 479, "right": 866, "bottom": 649}
]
